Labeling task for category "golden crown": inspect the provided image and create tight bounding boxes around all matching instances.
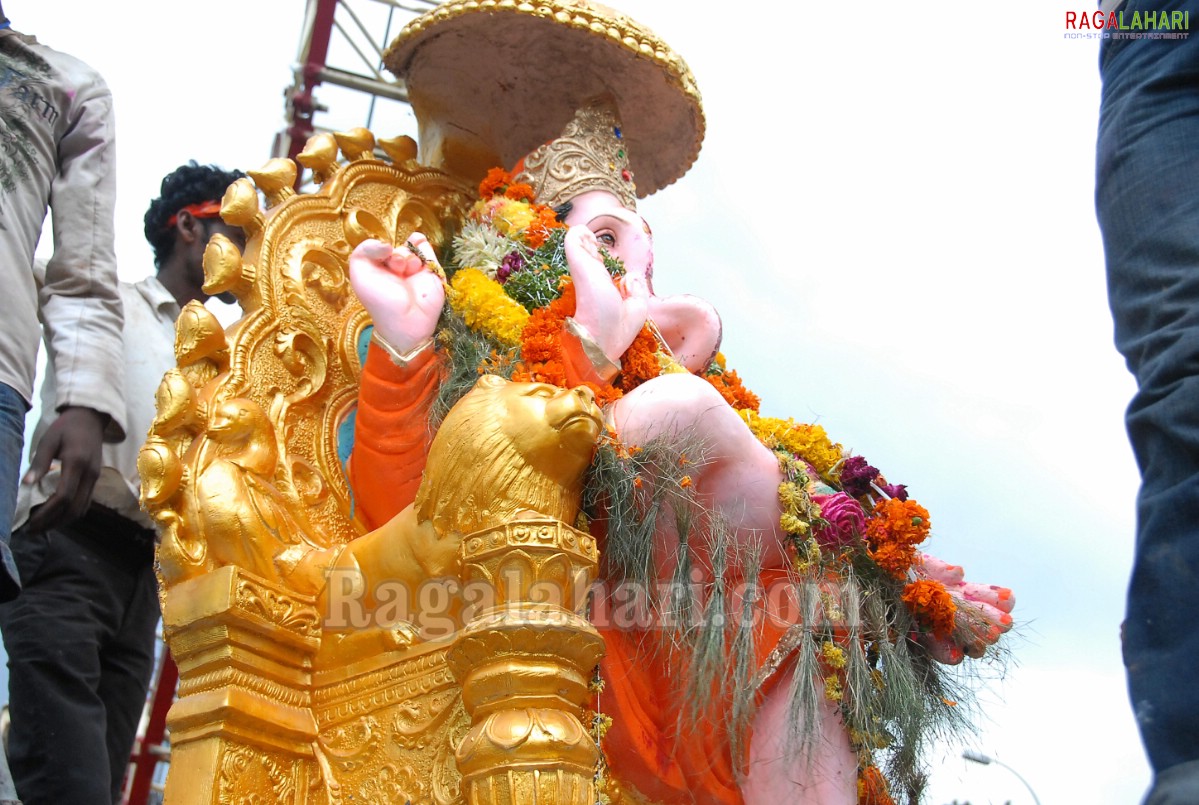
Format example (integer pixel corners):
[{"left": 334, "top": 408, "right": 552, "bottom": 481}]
[{"left": 513, "top": 97, "right": 637, "bottom": 210}]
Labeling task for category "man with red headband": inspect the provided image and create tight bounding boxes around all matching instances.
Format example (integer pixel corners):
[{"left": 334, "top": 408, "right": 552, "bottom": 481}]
[{"left": 0, "top": 161, "right": 245, "bottom": 805}]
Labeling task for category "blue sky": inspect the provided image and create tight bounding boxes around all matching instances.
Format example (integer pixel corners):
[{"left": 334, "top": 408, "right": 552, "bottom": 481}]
[{"left": 17, "top": 1, "right": 1145, "bottom": 802}]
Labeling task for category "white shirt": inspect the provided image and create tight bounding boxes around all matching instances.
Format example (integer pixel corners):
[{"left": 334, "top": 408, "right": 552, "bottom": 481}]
[
  {"left": 16, "top": 276, "right": 179, "bottom": 529},
  {"left": 0, "top": 27, "right": 126, "bottom": 438}
]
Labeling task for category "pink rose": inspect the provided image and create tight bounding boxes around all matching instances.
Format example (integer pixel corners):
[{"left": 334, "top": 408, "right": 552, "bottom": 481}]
[{"left": 813, "top": 492, "right": 867, "bottom": 549}]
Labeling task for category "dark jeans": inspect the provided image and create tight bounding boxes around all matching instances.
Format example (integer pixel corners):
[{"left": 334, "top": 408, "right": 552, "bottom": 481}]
[
  {"left": 1097, "top": 0, "right": 1199, "bottom": 793},
  {"left": 0, "top": 506, "right": 158, "bottom": 804}
]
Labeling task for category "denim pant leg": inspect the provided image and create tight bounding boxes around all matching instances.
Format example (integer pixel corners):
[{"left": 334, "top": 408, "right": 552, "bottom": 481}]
[
  {"left": 1097, "top": 0, "right": 1199, "bottom": 776},
  {"left": 0, "top": 383, "right": 27, "bottom": 802},
  {"left": 0, "top": 382, "right": 28, "bottom": 598}
]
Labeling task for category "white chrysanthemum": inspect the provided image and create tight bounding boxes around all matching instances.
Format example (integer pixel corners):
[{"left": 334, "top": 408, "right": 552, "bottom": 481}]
[{"left": 452, "top": 220, "right": 514, "bottom": 279}]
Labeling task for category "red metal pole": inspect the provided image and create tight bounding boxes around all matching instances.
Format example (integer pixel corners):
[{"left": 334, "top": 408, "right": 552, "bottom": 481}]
[
  {"left": 122, "top": 653, "right": 179, "bottom": 805},
  {"left": 287, "top": 0, "right": 339, "bottom": 167}
]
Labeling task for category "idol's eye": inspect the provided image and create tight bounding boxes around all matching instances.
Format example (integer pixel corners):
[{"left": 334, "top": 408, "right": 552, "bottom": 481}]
[{"left": 595, "top": 231, "right": 617, "bottom": 248}]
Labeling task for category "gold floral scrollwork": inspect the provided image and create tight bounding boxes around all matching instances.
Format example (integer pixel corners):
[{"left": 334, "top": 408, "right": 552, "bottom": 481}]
[
  {"left": 391, "top": 688, "right": 460, "bottom": 748},
  {"left": 274, "top": 326, "right": 330, "bottom": 405},
  {"left": 344, "top": 208, "right": 390, "bottom": 249},
  {"left": 235, "top": 577, "right": 323, "bottom": 640},
  {"left": 218, "top": 744, "right": 301, "bottom": 804},
  {"left": 301, "top": 249, "right": 351, "bottom": 308}
]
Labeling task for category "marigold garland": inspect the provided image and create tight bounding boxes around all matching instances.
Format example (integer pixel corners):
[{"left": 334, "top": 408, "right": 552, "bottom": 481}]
[
  {"left": 901, "top": 579, "right": 958, "bottom": 640},
  {"left": 615, "top": 326, "right": 664, "bottom": 392},
  {"left": 863, "top": 498, "right": 931, "bottom": 579},
  {"left": 478, "top": 166, "right": 510, "bottom": 198},
  {"left": 857, "top": 766, "right": 895, "bottom": 805},
  {"left": 705, "top": 366, "right": 760, "bottom": 412},
  {"left": 447, "top": 268, "right": 530, "bottom": 348},
  {"left": 475, "top": 167, "right": 565, "bottom": 251},
  {"left": 740, "top": 410, "right": 845, "bottom": 479}
]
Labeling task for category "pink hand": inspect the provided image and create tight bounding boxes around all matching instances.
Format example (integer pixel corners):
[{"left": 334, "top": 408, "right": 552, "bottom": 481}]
[
  {"left": 350, "top": 235, "right": 445, "bottom": 354},
  {"left": 564, "top": 225, "right": 648, "bottom": 363}
]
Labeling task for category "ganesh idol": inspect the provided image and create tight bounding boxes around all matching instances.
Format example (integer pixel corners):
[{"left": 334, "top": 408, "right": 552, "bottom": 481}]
[{"left": 342, "top": 4, "right": 1016, "bottom": 803}]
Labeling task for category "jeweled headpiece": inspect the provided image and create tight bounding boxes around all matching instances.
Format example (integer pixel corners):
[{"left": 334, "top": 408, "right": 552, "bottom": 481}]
[{"left": 512, "top": 97, "right": 637, "bottom": 210}]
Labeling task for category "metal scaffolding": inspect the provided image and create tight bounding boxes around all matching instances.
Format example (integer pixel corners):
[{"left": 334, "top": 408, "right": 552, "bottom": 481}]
[{"left": 274, "top": 0, "right": 436, "bottom": 163}]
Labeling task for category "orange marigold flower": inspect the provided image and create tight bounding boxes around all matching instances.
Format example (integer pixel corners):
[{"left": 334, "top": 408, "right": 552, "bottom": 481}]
[
  {"left": 901, "top": 579, "right": 958, "bottom": 640},
  {"left": 504, "top": 182, "right": 536, "bottom": 202},
  {"left": 515, "top": 282, "right": 624, "bottom": 407},
  {"left": 524, "top": 206, "right": 567, "bottom": 249},
  {"left": 864, "top": 498, "right": 931, "bottom": 548},
  {"left": 615, "top": 326, "right": 662, "bottom": 392},
  {"left": 478, "top": 167, "right": 511, "bottom": 198},
  {"left": 705, "top": 368, "right": 761, "bottom": 412},
  {"left": 869, "top": 541, "right": 919, "bottom": 579},
  {"left": 857, "top": 766, "right": 894, "bottom": 805}
]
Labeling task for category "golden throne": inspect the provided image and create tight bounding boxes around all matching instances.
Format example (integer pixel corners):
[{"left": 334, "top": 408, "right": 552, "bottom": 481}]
[{"left": 139, "top": 133, "right": 607, "bottom": 805}]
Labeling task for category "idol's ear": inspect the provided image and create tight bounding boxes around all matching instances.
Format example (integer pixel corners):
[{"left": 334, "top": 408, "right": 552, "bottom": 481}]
[{"left": 476, "top": 373, "right": 508, "bottom": 390}]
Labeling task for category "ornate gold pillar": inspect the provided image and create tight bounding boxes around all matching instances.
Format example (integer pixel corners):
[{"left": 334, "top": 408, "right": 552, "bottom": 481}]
[
  {"left": 162, "top": 566, "right": 323, "bottom": 804},
  {"left": 448, "top": 518, "right": 604, "bottom": 805}
]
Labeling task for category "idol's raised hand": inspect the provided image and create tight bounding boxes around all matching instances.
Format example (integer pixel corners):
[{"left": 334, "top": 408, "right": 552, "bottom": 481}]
[
  {"left": 350, "top": 235, "right": 445, "bottom": 354},
  {"left": 563, "top": 224, "right": 649, "bottom": 364}
]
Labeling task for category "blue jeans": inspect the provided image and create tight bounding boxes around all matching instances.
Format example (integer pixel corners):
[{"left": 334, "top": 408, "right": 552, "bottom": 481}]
[
  {"left": 1097, "top": 0, "right": 1199, "bottom": 778},
  {"left": 0, "top": 383, "right": 27, "bottom": 601},
  {"left": 0, "top": 384, "right": 30, "bottom": 802}
]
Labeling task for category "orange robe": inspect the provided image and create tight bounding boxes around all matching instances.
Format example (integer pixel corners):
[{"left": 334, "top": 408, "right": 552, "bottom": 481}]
[{"left": 349, "top": 342, "right": 791, "bottom": 804}]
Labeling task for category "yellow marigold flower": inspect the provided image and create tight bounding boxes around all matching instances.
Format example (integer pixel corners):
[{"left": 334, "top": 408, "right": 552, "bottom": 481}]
[
  {"left": 821, "top": 591, "right": 845, "bottom": 624},
  {"left": 780, "top": 512, "right": 808, "bottom": 535},
  {"left": 821, "top": 640, "right": 847, "bottom": 670},
  {"left": 806, "top": 540, "right": 822, "bottom": 564},
  {"left": 778, "top": 481, "right": 804, "bottom": 509},
  {"left": 740, "top": 411, "right": 845, "bottom": 477},
  {"left": 591, "top": 712, "right": 613, "bottom": 739},
  {"left": 448, "top": 268, "right": 530, "bottom": 347},
  {"left": 492, "top": 198, "right": 536, "bottom": 236},
  {"left": 824, "top": 674, "right": 843, "bottom": 702}
]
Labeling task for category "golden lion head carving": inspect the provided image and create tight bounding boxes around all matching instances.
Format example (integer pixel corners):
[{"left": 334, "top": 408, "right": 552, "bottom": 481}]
[{"left": 415, "top": 375, "right": 603, "bottom": 536}]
